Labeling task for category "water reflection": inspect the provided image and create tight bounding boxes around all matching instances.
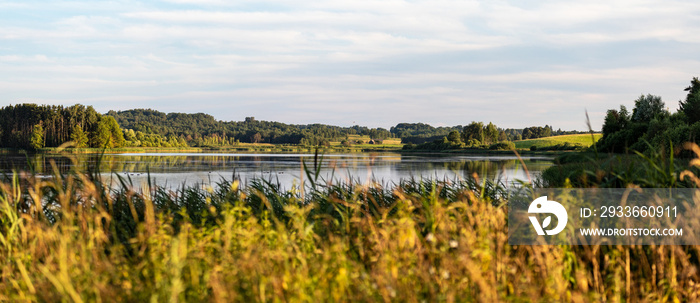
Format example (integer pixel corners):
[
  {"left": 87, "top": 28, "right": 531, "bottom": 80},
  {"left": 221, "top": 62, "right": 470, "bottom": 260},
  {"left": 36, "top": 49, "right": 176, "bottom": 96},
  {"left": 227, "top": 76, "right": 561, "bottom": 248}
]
[{"left": 0, "top": 152, "right": 553, "bottom": 189}]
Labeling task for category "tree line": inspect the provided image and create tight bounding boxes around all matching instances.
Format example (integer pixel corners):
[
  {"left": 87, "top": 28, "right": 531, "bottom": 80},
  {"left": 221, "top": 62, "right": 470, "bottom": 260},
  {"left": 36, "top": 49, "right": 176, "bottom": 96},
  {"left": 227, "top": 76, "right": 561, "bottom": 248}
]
[
  {"left": 0, "top": 104, "right": 125, "bottom": 149},
  {"left": 401, "top": 121, "right": 568, "bottom": 151},
  {"left": 0, "top": 106, "right": 396, "bottom": 149},
  {"left": 391, "top": 122, "right": 569, "bottom": 145},
  {"left": 0, "top": 104, "right": 569, "bottom": 150},
  {"left": 0, "top": 104, "right": 183, "bottom": 150},
  {"left": 107, "top": 109, "right": 394, "bottom": 147},
  {"left": 597, "top": 77, "right": 700, "bottom": 154}
]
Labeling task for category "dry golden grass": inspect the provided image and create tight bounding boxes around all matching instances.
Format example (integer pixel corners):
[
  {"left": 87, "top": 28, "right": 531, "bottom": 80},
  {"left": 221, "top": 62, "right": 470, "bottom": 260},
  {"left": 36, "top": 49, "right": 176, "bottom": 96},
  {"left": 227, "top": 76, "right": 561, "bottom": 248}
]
[{"left": 0, "top": 153, "right": 699, "bottom": 301}]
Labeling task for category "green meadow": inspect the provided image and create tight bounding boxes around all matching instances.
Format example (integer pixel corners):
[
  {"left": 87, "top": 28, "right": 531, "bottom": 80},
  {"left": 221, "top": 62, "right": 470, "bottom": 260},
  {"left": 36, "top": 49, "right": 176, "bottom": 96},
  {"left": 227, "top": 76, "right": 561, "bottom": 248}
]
[{"left": 514, "top": 133, "right": 602, "bottom": 150}]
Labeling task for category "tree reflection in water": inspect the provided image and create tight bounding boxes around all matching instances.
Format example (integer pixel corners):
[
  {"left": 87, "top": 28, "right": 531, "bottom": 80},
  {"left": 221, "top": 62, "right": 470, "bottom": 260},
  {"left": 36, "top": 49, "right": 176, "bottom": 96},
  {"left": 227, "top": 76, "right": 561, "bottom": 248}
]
[{"left": 0, "top": 152, "right": 553, "bottom": 189}]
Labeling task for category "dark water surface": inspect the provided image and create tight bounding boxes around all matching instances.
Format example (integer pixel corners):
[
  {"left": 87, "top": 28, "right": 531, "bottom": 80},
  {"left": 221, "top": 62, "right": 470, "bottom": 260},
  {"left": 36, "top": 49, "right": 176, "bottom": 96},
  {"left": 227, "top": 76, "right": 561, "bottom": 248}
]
[{"left": 0, "top": 152, "right": 554, "bottom": 189}]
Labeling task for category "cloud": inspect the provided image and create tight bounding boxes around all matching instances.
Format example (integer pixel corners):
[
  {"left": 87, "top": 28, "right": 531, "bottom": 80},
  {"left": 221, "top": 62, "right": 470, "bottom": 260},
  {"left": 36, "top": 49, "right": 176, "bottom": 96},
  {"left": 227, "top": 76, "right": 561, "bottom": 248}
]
[
  {"left": 480, "top": 0, "right": 700, "bottom": 44},
  {"left": 0, "top": 0, "right": 699, "bottom": 130}
]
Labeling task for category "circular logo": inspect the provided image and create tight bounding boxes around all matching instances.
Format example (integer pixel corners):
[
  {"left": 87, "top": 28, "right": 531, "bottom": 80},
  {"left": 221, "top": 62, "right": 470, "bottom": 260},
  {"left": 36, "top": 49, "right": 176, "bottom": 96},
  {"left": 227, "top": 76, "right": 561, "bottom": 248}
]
[{"left": 528, "top": 196, "right": 568, "bottom": 236}]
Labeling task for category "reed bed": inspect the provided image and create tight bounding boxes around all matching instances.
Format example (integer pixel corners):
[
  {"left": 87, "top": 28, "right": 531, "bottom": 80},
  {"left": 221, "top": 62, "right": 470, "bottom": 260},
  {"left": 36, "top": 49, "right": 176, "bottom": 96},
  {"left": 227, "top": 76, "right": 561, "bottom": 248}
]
[{"left": 1, "top": 152, "right": 700, "bottom": 302}]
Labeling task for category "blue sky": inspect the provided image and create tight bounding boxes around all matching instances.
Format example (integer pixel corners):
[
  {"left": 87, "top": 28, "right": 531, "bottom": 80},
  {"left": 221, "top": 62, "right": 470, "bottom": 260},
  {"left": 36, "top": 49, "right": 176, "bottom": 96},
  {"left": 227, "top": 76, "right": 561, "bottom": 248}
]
[{"left": 1, "top": 0, "right": 699, "bottom": 130}]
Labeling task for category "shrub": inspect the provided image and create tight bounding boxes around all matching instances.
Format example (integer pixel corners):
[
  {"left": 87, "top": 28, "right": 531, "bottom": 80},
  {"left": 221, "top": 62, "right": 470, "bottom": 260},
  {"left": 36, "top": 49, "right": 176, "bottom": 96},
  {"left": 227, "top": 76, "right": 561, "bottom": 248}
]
[{"left": 489, "top": 141, "right": 515, "bottom": 150}]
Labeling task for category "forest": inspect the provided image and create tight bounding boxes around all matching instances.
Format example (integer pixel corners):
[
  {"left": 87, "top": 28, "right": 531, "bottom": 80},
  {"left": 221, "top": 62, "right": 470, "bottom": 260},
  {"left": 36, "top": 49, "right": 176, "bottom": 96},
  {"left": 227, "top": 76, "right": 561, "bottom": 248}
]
[
  {"left": 108, "top": 109, "right": 395, "bottom": 147},
  {"left": 0, "top": 104, "right": 571, "bottom": 150},
  {"left": 0, "top": 104, "right": 186, "bottom": 150},
  {"left": 0, "top": 104, "right": 126, "bottom": 150}
]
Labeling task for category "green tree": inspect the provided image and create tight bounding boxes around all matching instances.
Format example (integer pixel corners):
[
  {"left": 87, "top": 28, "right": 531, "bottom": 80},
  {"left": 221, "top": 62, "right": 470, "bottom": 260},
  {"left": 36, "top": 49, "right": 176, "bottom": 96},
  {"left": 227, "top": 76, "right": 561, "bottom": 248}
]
[
  {"left": 71, "top": 124, "right": 88, "bottom": 148},
  {"left": 123, "top": 129, "right": 136, "bottom": 142},
  {"left": 484, "top": 122, "right": 498, "bottom": 144},
  {"left": 462, "top": 122, "right": 484, "bottom": 144},
  {"left": 601, "top": 105, "right": 629, "bottom": 138},
  {"left": 92, "top": 116, "right": 125, "bottom": 148},
  {"left": 251, "top": 132, "right": 262, "bottom": 143},
  {"left": 107, "top": 116, "right": 125, "bottom": 147},
  {"left": 498, "top": 130, "right": 507, "bottom": 141},
  {"left": 679, "top": 77, "right": 700, "bottom": 124},
  {"left": 447, "top": 130, "right": 461, "bottom": 143},
  {"left": 522, "top": 126, "right": 552, "bottom": 139},
  {"left": 92, "top": 119, "right": 111, "bottom": 148},
  {"left": 30, "top": 122, "right": 44, "bottom": 150},
  {"left": 631, "top": 94, "right": 666, "bottom": 122}
]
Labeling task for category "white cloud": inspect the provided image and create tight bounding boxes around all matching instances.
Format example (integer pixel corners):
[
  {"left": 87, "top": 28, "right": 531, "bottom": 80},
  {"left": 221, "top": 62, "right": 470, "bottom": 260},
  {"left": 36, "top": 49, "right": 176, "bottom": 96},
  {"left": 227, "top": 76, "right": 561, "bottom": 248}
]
[
  {"left": 480, "top": 0, "right": 700, "bottom": 44},
  {"left": 0, "top": 0, "right": 699, "bottom": 130}
]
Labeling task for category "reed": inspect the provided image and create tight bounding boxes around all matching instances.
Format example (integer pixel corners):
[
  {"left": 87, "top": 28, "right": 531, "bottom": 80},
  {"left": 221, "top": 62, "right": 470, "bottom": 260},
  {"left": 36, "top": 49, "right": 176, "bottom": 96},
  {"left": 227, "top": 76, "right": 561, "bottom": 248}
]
[{"left": 1, "top": 150, "right": 699, "bottom": 301}]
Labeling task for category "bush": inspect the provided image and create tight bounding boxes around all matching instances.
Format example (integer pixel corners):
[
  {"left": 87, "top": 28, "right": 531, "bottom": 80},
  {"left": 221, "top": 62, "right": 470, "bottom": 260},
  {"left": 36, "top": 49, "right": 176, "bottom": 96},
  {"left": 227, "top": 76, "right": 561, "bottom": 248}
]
[
  {"left": 465, "top": 139, "right": 480, "bottom": 147},
  {"left": 489, "top": 141, "right": 515, "bottom": 150}
]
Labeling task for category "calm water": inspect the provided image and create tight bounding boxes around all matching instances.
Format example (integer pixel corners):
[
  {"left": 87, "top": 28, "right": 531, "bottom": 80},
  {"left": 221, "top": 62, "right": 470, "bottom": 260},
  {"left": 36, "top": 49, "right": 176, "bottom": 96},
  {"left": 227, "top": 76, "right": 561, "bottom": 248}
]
[{"left": 0, "top": 152, "right": 553, "bottom": 189}]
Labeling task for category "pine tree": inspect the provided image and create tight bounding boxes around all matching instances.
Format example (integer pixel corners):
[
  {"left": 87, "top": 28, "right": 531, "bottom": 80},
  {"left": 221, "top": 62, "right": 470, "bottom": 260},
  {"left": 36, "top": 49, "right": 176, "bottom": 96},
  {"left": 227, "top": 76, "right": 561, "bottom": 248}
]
[
  {"left": 30, "top": 122, "right": 44, "bottom": 150},
  {"left": 71, "top": 124, "right": 88, "bottom": 148},
  {"left": 679, "top": 77, "right": 700, "bottom": 124}
]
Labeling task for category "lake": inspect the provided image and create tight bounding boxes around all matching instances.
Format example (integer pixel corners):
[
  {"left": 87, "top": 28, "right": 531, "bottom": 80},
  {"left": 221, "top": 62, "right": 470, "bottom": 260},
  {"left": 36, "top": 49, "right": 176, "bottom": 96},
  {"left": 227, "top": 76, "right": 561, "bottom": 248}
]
[{"left": 0, "top": 152, "right": 554, "bottom": 189}]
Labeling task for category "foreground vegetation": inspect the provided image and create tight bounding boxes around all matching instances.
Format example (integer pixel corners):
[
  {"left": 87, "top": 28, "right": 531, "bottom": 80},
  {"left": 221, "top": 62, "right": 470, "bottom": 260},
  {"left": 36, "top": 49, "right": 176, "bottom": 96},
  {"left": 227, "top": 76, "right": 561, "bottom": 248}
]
[{"left": 2, "top": 150, "right": 700, "bottom": 301}]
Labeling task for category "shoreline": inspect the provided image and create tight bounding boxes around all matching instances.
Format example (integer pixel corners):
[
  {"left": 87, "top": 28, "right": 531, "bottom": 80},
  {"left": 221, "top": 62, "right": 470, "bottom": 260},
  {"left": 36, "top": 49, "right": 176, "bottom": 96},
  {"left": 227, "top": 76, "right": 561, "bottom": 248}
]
[{"left": 0, "top": 146, "right": 572, "bottom": 157}]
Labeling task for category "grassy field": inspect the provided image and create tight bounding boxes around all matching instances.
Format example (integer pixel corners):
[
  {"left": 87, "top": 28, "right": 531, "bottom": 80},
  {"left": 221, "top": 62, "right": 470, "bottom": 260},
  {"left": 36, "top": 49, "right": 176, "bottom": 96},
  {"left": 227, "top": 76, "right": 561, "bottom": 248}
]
[
  {"left": 325, "top": 134, "right": 403, "bottom": 150},
  {"left": 514, "top": 133, "right": 602, "bottom": 150},
  {"left": 335, "top": 134, "right": 402, "bottom": 146}
]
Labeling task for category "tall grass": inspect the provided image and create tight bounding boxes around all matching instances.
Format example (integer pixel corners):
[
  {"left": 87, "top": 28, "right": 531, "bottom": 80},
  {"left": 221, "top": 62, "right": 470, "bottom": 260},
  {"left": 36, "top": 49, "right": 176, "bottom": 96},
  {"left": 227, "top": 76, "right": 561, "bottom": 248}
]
[{"left": 1, "top": 151, "right": 700, "bottom": 301}]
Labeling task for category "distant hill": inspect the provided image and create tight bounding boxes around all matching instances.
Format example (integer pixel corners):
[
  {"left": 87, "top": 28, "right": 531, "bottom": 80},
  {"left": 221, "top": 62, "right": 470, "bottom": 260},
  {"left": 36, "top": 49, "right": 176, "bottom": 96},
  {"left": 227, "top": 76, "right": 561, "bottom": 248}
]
[
  {"left": 107, "top": 109, "right": 393, "bottom": 146},
  {"left": 0, "top": 103, "right": 588, "bottom": 150}
]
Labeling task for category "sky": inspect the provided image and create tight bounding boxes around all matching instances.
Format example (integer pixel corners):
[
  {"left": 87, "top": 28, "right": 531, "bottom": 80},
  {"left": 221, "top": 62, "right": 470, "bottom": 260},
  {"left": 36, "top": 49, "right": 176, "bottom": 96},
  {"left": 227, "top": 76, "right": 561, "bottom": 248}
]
[{"left": 1, "top": 0, "right": 699, "bottom": 130}]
